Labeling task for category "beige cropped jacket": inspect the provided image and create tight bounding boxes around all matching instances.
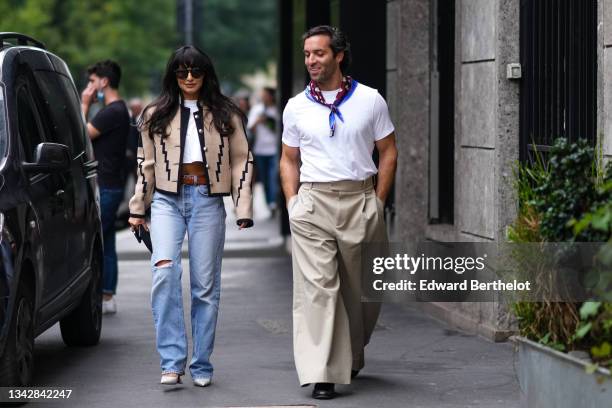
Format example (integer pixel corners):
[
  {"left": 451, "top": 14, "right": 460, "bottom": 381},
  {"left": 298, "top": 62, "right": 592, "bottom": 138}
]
[{"left": 128, "top": 102, "right": 254, "bottom": 225}]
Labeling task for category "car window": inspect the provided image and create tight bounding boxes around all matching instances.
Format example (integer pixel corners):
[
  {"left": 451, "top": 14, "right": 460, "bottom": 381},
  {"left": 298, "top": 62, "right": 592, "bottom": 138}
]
[
  {"left": 31, "top": 70, "right": 82, "bottom": 156},
  {"left": 16, "top": 86, "right": 44, "bottom": 162},
  {"left": 0, "top": 86, "right": 7, "bottom": 159},
  {"left": 56, "top": 74, "right": 86, "bottom": 154}
]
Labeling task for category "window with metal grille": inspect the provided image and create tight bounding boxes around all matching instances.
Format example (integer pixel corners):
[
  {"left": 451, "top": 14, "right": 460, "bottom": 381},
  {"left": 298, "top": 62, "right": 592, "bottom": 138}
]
[{"left": 519, "top": 0, "right": 597, "bottom": 163}]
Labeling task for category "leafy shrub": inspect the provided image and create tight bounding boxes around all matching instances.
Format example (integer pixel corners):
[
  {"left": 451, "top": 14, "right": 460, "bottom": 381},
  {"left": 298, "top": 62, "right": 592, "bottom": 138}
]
[
  {"left": 574, "top": 302, "right": 612, "bottom": 366},
  {"left": 509, "top": 138, "right": 612, "bottom": 368},
  {"left": 533, "top": 138, "right": 612, "bottom": 242}
]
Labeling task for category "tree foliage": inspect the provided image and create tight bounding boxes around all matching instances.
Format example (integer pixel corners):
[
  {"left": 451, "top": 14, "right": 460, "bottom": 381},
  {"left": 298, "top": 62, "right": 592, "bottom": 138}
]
[
  {"left": 0, "top": 0, "right": 177, "bottom": 96},
  {"left": 199, "top": 0, "right": 276, "bottom": 89},
  {"left": 0, "top": 0, "right": 276, "bottom": 96}
]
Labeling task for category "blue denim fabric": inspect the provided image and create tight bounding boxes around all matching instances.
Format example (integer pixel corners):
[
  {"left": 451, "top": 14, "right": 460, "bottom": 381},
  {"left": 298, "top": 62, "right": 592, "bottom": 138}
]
[
  {"left": 100, "top": 187, "right": 124, "bottom": 295},
  {"left": 254, "top": 154, "right": 278, "bottom": 206},
  {"left": 149, "top": 184, "right": 226, "bottom": 379}
]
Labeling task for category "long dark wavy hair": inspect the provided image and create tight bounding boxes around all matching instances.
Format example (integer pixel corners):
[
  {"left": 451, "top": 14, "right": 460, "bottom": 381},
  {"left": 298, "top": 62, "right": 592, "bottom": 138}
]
[{"left": 140, "top": 45, "right": 244, "bottom": 138}]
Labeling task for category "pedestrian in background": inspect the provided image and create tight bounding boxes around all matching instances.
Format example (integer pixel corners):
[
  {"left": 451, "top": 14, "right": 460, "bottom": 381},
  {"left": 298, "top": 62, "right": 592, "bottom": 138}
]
[
  {"left": 129, "top": 97, "right": 144, "bottom": 117},
  {"left": 248, "top": 87, "right": 279, "bottom": 216},
  {"left": 234, "top": 92, "right": 251, "bottom": 116},
  {"left": 280, "top": 26, "right": 397, "bottom": 399},
  {"left": 234, "top": 91, "right": 254, "bottom": 147},
  {"left": 81, "top": 60, "right": 130, "bottom": 315},
  {"left": 128, "top": 45, "right": 254, "bottom": 387}
]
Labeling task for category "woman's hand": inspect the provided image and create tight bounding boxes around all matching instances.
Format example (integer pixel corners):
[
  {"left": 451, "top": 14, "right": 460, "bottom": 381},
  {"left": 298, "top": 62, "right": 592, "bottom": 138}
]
[{"left": 128, "top": 217, "right": 148, "bottom": 231}]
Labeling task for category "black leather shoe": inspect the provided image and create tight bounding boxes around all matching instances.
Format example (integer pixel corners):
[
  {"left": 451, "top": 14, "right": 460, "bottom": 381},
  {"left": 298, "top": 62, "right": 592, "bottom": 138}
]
[
  {"left": 312, "top": 383, "right": 336, "bottom": 399},
  {"left": 351, "top": 369, "right": 360, "bottom": 379}
]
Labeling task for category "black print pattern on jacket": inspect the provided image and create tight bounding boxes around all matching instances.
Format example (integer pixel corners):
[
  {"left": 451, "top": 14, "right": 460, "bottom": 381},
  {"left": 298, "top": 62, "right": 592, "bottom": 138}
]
[
  {"left": 236, "top": 158, "right": 254, "bottom": 206},
  {"left": 159, "top": 137, "right": 172, "bottom": 180},
  {"left": 215, "top": 136, "right": 225, "bottom": 182},
  {"left": 137, "top": 156, "right": 147, "bottom": 195}
]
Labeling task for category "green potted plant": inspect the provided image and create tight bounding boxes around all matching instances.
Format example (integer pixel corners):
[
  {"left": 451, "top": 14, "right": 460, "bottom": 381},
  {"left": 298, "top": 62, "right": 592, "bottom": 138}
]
[{"left": 508, "top": 138, "right": 612, "bottom": 407}]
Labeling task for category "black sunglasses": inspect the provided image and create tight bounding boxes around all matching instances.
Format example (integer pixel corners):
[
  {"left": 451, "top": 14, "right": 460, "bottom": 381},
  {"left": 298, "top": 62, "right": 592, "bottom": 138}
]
[{"left": 175, "top": 67, "right": 204, "bottom": 80}]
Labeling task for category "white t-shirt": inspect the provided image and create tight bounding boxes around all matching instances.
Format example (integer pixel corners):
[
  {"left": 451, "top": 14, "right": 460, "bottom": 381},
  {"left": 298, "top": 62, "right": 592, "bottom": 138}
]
[
  {"left": 183, "top": 99, "right": 204, "bottom": 163},
  {"left": 247, "top": 103, "right": 279, "bottom": 156},
  {"left": 282, "top": 82, "right": 394, "bottom": 182}
]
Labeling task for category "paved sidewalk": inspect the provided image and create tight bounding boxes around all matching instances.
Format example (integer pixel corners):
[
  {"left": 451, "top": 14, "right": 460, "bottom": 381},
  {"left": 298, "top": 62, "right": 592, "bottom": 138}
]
[
  {"left": 32, "top": 257, "right": 520, "bottom": 407},
  {"left": 30, "top": 183, "right": 520, "bottom": 407}
]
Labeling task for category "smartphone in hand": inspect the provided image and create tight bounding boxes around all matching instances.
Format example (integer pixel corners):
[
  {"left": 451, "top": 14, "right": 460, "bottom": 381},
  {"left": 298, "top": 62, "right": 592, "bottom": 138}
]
[{"left": 132, "top": 224, "right": 153, "bottom": 253}]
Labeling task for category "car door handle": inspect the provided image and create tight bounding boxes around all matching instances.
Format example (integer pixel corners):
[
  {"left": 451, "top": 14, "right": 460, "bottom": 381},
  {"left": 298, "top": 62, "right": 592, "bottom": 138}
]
[{"left": 55, "top": 189, "right": 65, "bottom": 197}]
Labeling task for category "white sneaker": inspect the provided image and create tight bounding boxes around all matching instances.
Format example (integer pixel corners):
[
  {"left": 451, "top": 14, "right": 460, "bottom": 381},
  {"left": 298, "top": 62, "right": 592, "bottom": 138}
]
[
  {"left": 193, "top": 377, "right": 211, "bottom": 387},
  {"left": 102, "top": 297, "right": 117, "bottom": 315},
  {"left": 161, "top": 373, "right": 182, "bottom": 385}
]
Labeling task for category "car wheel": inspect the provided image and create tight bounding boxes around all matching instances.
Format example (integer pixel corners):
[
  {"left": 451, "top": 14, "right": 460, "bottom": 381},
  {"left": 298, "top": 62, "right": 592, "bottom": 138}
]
[
  {"left": 59, "top": 252, "right": 102, "bottom": 347},
  {"left": 0, "top": 279, "right": 34, "bottom": 386}
]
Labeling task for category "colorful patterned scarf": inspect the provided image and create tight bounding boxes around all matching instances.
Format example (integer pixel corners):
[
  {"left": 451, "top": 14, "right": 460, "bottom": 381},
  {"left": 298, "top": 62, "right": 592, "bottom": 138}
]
[{"left": 304, "top": 76, "right": 357, "bottom": 137}]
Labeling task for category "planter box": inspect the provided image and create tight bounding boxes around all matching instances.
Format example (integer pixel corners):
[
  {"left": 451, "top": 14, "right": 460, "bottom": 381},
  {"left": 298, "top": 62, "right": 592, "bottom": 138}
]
[{"left": 514, "top": 336, "right": 612, "bottom": 408}]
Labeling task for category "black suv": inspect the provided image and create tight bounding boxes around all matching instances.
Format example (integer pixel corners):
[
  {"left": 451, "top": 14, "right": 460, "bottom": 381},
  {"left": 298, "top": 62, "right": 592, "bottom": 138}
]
[{"left": 0, "top": 33, "right": 103, "bottom": 386}]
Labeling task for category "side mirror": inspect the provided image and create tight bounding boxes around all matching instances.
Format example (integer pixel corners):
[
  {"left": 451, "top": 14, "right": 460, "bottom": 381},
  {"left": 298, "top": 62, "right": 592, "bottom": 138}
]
[{"left": 22, "top": 143, "right": 71, "bottom": 173}]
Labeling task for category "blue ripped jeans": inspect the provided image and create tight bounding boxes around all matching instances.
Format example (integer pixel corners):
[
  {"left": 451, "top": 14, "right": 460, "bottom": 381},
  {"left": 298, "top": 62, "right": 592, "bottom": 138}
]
[{"left": 149, "top": 184, "right": 226, "bottom": 380}]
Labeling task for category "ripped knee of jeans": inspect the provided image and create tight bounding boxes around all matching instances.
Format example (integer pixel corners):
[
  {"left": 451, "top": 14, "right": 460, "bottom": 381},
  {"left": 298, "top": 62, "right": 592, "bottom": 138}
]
[{"left": 155, "top": 259, "right": 173, "bottom": 269}]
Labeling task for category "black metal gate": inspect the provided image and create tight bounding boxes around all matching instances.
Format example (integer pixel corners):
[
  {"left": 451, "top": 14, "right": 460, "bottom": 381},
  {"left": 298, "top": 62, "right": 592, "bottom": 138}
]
[{"left": 520, "top": 0, "right": 597, "bottom": 162}]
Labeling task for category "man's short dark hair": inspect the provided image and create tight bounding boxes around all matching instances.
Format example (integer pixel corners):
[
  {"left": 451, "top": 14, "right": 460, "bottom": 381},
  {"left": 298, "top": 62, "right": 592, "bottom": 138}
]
[
  {"left": 87, "top": 60, "right": 121, "bottom": 89},
  {"left": 302, "top": 25, "right": 351, "bottom": 74},
  {"left": 263, "top": 87, "right": 276, "bottom": 101}
]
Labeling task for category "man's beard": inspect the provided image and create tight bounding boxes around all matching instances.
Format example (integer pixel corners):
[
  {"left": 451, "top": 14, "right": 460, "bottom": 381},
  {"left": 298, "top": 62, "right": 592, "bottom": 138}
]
[{"left": 311, "top": 68, "right": 329, "bottom": 84}]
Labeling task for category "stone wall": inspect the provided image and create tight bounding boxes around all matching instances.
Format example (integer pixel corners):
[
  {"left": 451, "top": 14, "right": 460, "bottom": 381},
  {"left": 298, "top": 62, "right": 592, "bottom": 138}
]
[
  {"left": 388, "top": 0, "right": 521, "bottom": 341},
  {"left": 386, "top": 0, "right": 430, "bottom": 244}
]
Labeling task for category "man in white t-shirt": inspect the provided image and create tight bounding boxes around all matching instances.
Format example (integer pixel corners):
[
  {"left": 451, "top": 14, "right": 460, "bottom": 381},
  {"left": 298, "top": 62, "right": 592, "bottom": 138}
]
[
  {"left": 247, "top": 87, "right": 279, "bottom": 214},
  {"left": 280, "top": 25, "right": 398, "bottom": 400}
]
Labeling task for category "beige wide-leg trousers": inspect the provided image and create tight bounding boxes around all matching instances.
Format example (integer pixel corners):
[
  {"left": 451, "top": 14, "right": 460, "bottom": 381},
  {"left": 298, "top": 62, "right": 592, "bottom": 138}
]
[{"left": 288, "top": 178, "right": 387, "bottom": 385}]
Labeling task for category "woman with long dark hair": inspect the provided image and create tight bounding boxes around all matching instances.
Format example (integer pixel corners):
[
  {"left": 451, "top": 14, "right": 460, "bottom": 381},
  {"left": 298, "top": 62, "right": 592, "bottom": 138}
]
[{"left": 128, "top": 45, "right": 254, "bottom": 387}]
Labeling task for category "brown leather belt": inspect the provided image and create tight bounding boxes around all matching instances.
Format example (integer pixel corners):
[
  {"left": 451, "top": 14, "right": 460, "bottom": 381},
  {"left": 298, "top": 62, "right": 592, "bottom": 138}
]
[
  {"left": 182, "top": 174, "right": 207, "bottom": 185},
  {"left": 181, "top": 162, "right": 207, "bottom": 185}
]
